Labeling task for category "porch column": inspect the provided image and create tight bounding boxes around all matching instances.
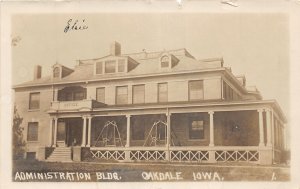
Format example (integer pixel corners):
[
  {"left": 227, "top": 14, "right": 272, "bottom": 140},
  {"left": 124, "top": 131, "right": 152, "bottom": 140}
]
[
  {"left": 265, "top": 109, "right": 272, "bottom": 147},
  {"left": 125, "top": 115, "right": 131, "bottom": 147},
  {"left": 52, "top": 117, "right": 58, "bottom": 147},
  {"left": 49, "top": 118, "right": 53, "bottom": 147},
  {"left": 53, "top": 88, "right": 58, "bottom": 101},
  {"left": 166, "top": 112, "right": 171, "bottom": 161},
  {"left": 258, "top": 109, "right": 265, "bottom": 147},
  {"left": 81, "top": 116, "right": 87, "bottom": 147},
  {"left": 166, "top": 113, "right": 171, "bottom": 147},
  {"left": 209, "top": 111, "right": 214, "bottom": 147},
  {"left": 86, "top": 116, "right": 92, "bottom": 147}
]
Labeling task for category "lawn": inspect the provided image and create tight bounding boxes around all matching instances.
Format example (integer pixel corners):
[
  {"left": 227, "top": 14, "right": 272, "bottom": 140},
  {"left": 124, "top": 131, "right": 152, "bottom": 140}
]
[{"left": 12, "top": 160, "right": 290, "bottom": 182}]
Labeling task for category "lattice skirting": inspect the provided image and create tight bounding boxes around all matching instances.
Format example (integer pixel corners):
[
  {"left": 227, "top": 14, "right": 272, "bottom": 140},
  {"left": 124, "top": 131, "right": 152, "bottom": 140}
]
[
  {"left": 215, "top": 150, "right": 259, "bottom": 162},
  {"left": 170, "top": 151, "right": 209, "bottom": 162},
  {"left": 130, "top": 150, "right": 166, "bottom": 161},
  {"left": 91, "top": 150, "right": 125, "bottom": 161},
  {"left": 90, "top": 150, "right": 260, "bottom": 163}
]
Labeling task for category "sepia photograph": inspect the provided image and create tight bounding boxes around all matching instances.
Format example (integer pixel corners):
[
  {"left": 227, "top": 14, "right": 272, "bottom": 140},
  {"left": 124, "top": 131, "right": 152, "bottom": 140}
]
[{"left": 1, "top": 1, "right": 299, "bottom": 187}]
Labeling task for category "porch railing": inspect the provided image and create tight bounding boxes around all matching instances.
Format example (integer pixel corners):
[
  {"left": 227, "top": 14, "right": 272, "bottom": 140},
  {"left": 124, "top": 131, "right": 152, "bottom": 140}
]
[{"left": 90, "top": 146, "right": 260, "bottom": 163}]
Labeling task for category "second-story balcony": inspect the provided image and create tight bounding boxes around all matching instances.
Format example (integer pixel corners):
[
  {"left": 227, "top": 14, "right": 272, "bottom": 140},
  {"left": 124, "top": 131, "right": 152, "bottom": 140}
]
[{"left": 49, "top": 99, "right": 104, "bottom": 112}]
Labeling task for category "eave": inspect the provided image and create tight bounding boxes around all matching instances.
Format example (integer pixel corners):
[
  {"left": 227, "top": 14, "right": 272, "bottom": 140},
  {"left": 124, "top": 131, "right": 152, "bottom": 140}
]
[{"left": 13, "top": 67, "right": 226, "bottom": 89}]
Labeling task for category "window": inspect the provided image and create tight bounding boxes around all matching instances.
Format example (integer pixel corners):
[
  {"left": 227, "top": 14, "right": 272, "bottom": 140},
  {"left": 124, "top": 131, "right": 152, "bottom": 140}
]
[
  {"left": 189, "top": 80, "right": 204, "bottom": 101},
  {"left": 53, "top": 67, "right": 60, "bottom": 78},
  {"left": 116, "top": 86, "right": 128, "bottom": 105},
  {"left": 105, "top": 60, "right": 116, "bottom": 73},
  {"left": 29, "top": 92, "right": 40, "bottom": 110},
  {"left": 96, "top": 87, "right": 105, "bottom": 103},
  {"left": 160, "top": 55, "right": 169, "bottom": 68},
  {"left": 27, "top": 122, "right": 38, "bottom": 141},
  {"left": 57, "top": 86, "right": 86, "bottom": 101},
  {"left": 73, "top": 91, "right": 85, "bottom": 100},
  {"left": 189, "top": 120, "right": 204, "bottom": 139},
  {"left": 223, "top": 81, "right": 239, "bottom": 100},
  {"left": 158, "top": 83, "right": 168, "bottom": 102},
  {"left": 118, "top": 59, "right": 126, "bottom": 72},
  {"left": 133, "top": 85, "right": 145, "bottom": 104},
  {"left": 96, "top": 62, "right": 103, "bottom": 74}
]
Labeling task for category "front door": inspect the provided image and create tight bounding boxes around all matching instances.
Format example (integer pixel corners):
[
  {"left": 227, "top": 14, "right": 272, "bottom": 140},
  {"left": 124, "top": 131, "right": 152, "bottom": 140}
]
[
  {"left": 57, "top": 122, "right": 66, "bottom": 147},
  {"left": 66, "top": 119, "right": 82, "bottom": 147}
]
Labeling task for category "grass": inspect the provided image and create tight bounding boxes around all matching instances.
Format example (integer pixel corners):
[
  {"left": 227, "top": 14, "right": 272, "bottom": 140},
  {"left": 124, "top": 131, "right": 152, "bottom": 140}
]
[{"left": 12, "top": 159, "right": 290, "bottom": 182}]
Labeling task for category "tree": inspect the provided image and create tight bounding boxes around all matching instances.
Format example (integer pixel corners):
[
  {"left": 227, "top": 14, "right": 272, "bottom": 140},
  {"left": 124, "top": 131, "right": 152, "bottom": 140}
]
[{"left": 12, "top": 105, "right": 26, "bottom": 159}]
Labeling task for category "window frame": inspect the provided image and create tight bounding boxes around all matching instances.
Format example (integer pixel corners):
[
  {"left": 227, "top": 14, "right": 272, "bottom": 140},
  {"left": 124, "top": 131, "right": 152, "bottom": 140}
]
[
  {"left": 105, "top": 60, "right": 117, "bottom": 73},
  {"left": 116, "top": 86, "right": 128, "bottom": 105},
  {"left": 95, "top": 61, "right": 103, "bottom": 75},
  {"left": 160, "top": 55, "right": 170, "bottom": 68},
  {"left": 132, "top": 84, "right": 145, "bottom": 104},
  {"left": 27, "top": 122, "right": 39, "bottom": 142},
  {"left": 117, "top": 59, "right": 126, "bottom": 73},
  {"left": 188, "top": 118, "right": 205, "bottom": 140},
  {"left": 158, "top": 82, "right": 168, "bottom": 103},
  {"left": 29, "top": 92, "right": 40, "bottom": 110},
  {"left": 96, "top": 87, "right": 105, "bottom": 103},
  {"left": 53, "top": 67, "right": 60, "bottom": 78},
  {"left": 188, "top": 80, "right": 204, "bottom": 101}
]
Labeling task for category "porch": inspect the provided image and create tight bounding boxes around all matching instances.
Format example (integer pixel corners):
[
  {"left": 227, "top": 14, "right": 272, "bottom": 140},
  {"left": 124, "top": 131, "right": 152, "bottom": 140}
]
[{"left": 44, "top": 107, "right": 285, "bottom": 165}]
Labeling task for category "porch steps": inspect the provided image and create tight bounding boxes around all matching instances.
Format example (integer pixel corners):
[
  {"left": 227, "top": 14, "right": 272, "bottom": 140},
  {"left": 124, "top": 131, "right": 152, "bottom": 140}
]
[{"left": 47, "top": 147, "right": 72, "bottom": 162}]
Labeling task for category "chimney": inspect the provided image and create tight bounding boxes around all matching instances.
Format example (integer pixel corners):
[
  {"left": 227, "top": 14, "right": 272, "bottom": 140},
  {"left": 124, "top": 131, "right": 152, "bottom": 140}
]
[
  {"left": 110, "top": 41, "right": 121, "bottom": 56},
  {"left": 34, "top": 65, "right": 42, "bottom": 80}
]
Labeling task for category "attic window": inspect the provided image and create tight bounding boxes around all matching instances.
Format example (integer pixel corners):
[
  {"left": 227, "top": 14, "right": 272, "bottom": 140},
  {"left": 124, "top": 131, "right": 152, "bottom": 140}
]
[
  {"left": 105, "top": 60, "right": 116, "bottom": 73},
  {"left": 53, "top": 67, "right": 60, "bottom": 78},
  {"left": 160, "top": 55, "right": 169, "bottom": 68},
  {"left": 118, "top": 59, "right": 126, "bottom": 72},
  {"left": 96, "top": 62, "right": 103, "bottom": 74}
]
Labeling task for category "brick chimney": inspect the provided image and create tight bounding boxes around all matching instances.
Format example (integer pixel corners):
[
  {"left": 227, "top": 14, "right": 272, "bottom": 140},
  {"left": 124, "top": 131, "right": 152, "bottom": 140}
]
[
  {"left": 110, "top": 41, "right": 121, "bottom": 56},
  {"left": 33, "top": 65, "right": 42, "bottom": 80}
]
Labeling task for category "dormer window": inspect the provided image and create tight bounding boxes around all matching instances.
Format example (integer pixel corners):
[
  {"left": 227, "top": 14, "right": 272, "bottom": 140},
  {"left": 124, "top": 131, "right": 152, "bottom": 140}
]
[
  {"left": 118, "top": 59, "right": 126, "bottom": 72},
  {"left": 105, "top": 60, "right": 116, "bottom": 73},
  {"left": 53, "top": 67, "right": 60, "bottom": 78},
  {"left": 95, "top": 58, "right": 129, "bottom": 75},
  {"left": 96, "top": 62, "right": 103, "bottom": 74},
  {"left": 160, "top": 55, "right": 170, "bottom": 68},
  {"left": 52, "top": 64, "right": 73, "bottom": 78}
]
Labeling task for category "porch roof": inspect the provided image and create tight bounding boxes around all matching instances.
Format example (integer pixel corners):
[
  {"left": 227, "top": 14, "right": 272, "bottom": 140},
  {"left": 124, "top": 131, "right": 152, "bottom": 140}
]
[{"left": 49, "top": 99, "right": 287, "bottom": 123}]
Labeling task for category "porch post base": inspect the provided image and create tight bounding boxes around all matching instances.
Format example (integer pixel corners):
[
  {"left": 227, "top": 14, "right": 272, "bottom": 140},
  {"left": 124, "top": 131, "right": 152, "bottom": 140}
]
[
  {"left": 73, "top": 146, "right": 82, "bottom": 162},
  {"left": 259, "top": 147, "right": 273, "bottom": 165},
  {"left": 52, "top": 144, "right": 57, "bottom": 147},
  {"left": 209, "top": 144, "right": 214, "bottom": 147},
  {"left": 165, "top": 150, "right": 170, "bottom": 161},
  {"left": 85, "top": 144, "right": 90, "bottom": 147},
  {"left": 208, "top": 151, "right": 216, "bottom": 163},
  {"left": 124, "top": 151, "right": 132, "bottom": 162},
  {"left": 259, "top": 143, "right": 265, "bottom": 147},
  {"left": 37, "top": 147, "right": 46, "bottom": 161},
  {"left": 266, "top": 143, "right": 272, "bottom": 147}
]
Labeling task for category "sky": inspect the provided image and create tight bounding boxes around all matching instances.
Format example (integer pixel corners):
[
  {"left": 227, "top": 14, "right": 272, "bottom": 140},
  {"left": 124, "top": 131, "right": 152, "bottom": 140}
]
[{"left": 11, "top": 13, "right": 289, "bottom": 119}]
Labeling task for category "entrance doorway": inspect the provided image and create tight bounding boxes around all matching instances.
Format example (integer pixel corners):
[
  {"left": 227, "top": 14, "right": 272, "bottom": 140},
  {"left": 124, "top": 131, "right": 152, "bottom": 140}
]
[{"left": 56, "top": 118, "right": 83, "bottom": 147}]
